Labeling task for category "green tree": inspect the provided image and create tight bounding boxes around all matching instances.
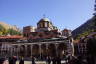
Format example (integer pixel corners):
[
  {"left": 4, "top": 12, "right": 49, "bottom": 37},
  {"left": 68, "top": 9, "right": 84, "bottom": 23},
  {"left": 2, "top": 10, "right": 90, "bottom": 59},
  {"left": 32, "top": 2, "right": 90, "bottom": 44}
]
[
  {"left": 0, "top": 25, "right": 7, "bottom": 35},
  {"left": 7, "top": 28, "right": 21, "bottom": 35},
  {"left": 76, "top": 29, "right": 96, "bottom": 40}
]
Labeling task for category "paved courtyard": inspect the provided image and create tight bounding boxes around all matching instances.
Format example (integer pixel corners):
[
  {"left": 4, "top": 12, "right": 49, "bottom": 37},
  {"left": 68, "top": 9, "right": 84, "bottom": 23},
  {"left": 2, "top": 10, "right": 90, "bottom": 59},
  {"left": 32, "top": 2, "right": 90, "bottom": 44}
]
[
  {"left": 4, "top": 60, "right": 66, "bottom": 64},
  {"left": 16, "top": 61, "right": 66, "bottom": 64},
  {"left": 16, "top": 61, "right": 46, "bottom": 64}
]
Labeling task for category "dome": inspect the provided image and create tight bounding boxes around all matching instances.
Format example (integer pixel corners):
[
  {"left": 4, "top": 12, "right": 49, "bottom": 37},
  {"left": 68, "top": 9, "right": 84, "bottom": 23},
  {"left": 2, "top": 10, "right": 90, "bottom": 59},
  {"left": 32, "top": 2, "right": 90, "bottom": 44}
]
[
  {"left": 40, "top": 18, "right": 50, "bottom": 22},
  {"left": 37, "top": 18, "right": 51, "bottom": 24}
]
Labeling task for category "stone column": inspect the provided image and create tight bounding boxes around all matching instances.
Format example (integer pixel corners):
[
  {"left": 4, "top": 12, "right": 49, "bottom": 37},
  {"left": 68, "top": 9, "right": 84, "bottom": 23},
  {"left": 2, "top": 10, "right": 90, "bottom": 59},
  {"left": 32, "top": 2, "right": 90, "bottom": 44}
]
[
  {"left": 39, "top": 44, "right": 41, "bottom": 59},
  {"left": 13, "top": 47, "right": 17, "bottom": 55},
  {"left": 11, "top": 46, "right": 13, "bottom": 57},
  {"left": 1, "top": 44, "right": 3, "bottom": 56},
  {"left": 8, "top": 45, "right": 10, "bottom": 55},
  {"left": 31, "top": 45, "right": 33, "bottom": 56},
  {"left": 12, "top": 46, "right": 15, "bottom": 56},
  {"left": 17, "top": 45, "right": 20, "bottom": 57},
  {"left": 55, "top": 43, "right": 58, "bottom": 57},
  {"left": 25, "top": 45, "right": 27, "bottom": 57},
  {"left": 69, "top": 37, "right": 74, "bottom": 56},
  {"left": 46, "top": 44, "right": 48, "bottom": 50},
  {"left": 46, "top": 44, "right": 48, "bottom": 56},
  {"left": 4, "top": 44, "right": 7, "bottom": 57},
  {"left": 15, "top": 45, "right": 18, "bottom": 56}
]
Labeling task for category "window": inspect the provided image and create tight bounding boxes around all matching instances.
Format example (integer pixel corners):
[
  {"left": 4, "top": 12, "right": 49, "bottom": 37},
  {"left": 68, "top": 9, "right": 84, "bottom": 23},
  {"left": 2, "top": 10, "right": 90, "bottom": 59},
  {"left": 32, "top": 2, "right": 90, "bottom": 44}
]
[
  {"left": 39, "top": 34, "right": 43, "bottom": 37},
  {"left": 45, "top": 22, "right": 48, "bottom": 27},
  {"left": 32, "top": 32, "right": 37, "bottom": 36}
]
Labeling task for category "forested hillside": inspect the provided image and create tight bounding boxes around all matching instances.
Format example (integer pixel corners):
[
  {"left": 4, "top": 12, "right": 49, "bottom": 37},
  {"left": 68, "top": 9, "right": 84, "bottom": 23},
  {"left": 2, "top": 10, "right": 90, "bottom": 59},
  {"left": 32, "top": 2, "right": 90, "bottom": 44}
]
[{"left": 72, "top": 16, "right": 96, "bottom": 39}]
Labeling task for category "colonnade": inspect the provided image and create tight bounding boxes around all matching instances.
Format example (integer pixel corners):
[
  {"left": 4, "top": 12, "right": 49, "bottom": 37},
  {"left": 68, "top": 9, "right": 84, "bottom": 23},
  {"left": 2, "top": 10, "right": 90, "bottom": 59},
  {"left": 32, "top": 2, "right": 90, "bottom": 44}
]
[{"left": 0, "top": 40, "right": 74, "bottom": 60}]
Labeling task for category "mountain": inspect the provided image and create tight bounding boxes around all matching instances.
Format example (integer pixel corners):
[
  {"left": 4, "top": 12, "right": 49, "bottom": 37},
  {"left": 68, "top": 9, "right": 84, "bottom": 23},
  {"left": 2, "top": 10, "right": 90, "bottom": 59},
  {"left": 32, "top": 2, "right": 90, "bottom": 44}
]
[
  {"left": 0, "top": 21, "right": 22, "bottom": 35},
  {"left": 0, "top": 21, "right": 20, "bottom": 31},
  {"left": 72, "top": 16, "right": 96, "bottom": 39}
]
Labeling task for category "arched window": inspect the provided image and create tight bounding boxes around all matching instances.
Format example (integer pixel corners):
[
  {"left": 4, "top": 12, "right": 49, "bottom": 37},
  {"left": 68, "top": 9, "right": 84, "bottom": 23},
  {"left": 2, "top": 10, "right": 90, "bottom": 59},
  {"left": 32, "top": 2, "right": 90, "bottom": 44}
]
[{"left": 45, "top": 22, "right": 48, "bottom": 27}]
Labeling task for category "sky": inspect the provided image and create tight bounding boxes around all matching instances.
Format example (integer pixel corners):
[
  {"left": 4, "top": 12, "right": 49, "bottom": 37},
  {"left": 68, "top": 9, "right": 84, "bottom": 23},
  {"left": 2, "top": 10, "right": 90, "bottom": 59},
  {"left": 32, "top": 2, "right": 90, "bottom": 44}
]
[{"left": 0, "top": 0, "right": 95, "bottom": 30}]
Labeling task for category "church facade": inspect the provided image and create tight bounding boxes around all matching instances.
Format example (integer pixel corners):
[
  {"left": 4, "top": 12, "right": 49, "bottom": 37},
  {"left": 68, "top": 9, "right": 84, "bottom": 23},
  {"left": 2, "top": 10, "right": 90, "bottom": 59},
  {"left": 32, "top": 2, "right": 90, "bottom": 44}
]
[{"left": 0, "top": 18, "right": 74, "bottom": 60}]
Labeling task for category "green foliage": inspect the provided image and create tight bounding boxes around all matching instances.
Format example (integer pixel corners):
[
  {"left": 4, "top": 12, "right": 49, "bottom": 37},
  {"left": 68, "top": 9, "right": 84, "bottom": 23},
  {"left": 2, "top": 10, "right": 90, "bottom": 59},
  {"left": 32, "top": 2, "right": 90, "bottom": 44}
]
[
  {"left": 76, "top": 29, "right": 95, "bottom": 39},
  {"left": 73, "top": 16, "right": 96, "bottom": 40},
  {"left": 0, "top": 25, "right": 4, "bottom": 31},
  {"left": 0, "top": 25, "right": 7, "bottom": 35},
  {"left": 7, "top": 29, "right": 21, "bottom": 35},
  {"left": 0, "top": 24, "right": 21, "bottom": 35}
]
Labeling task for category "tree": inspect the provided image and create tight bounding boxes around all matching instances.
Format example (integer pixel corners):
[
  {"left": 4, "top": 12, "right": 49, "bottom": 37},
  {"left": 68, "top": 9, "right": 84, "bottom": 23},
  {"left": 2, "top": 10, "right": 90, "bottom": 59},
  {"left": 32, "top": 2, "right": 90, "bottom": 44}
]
[
  {"left": 7, "top": 28, "right": 21, "bottom": 35},
  {"left": 0, "top": 25, "right": 7, "bottom": 35},
  {"left": 0, "top": 24, "right": 21, "bottom": 36},
  {"left": 76, "top": 29, "right": 95, "bottom": 40}
]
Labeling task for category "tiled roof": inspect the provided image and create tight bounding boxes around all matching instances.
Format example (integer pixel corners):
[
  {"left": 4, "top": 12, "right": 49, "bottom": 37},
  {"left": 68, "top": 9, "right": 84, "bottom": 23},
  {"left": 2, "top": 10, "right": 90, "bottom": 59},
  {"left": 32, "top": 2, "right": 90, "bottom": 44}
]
[
  {"left": 0, "top": 35, "right": 22, "bottom": 39},
  {"left": 87, "top": 32, "right": 96, "bottom": 37}
]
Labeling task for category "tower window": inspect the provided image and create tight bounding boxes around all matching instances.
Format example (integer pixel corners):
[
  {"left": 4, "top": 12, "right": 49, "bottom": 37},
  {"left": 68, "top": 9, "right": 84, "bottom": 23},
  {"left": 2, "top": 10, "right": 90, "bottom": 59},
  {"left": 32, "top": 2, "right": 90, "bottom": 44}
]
[
  {"left": 45, "top": 22, "right": 48, "bottom": 27},
  {"left": 39, "top": 34, "right": 43, "bottom": 37}
]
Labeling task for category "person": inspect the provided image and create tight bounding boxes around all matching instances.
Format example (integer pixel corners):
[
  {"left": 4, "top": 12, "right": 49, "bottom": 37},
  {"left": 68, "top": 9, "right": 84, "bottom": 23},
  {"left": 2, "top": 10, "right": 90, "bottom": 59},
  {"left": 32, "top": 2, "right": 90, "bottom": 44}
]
[
  {"left": 75, "top": 56, "right": 82, "bottom": 64},
  {"left": 9, "top": 57, "right": 13, "bottom": 64},
  {"left": 68, "top": 56, "right": 77, "bottom": 64},
  {"left": 46, "top": 56, "right": 51, "bottom": 64},
  {"left": 8, "top": 56, "right": 17, "bottom": 64},
  {"left": 31, "top": 56, "right": 36, "bottom": 64},
  {"left": 19, "top": 57, "right": 24, "bottom": 64},
  {"left": 56, "top": 56, "right": 61, "bottom": 64},
  {"left": 52, "top": 57, "right": 56, "bottom": 64},
  {"left": 0, "top": 58, "right": 6, "bottom": 64},
  {"left": 12, "top": 56, "right": 17, "bottom": 64}
]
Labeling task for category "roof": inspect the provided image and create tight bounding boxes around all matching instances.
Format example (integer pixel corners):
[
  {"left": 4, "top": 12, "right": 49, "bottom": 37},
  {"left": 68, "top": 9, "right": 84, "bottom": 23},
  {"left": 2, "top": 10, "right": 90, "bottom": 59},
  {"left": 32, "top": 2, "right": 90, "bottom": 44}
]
[
  {"left": 40, "top": 18, "right": 50, "bottom": 21},
  {"left": 87, "top": 32, "right": 96, "bottom": 37},
  {"left": 37, "top": 18, "right": 51, "bottom": 24},
  {"left": 0, "top": 35, "right": 23, "bottom": 39}
]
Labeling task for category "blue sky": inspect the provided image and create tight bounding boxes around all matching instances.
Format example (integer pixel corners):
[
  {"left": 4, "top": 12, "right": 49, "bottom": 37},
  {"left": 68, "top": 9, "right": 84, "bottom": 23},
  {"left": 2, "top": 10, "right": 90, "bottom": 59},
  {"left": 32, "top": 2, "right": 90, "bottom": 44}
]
[{"left": 0, "top": 0, "right": 95, "bottom": 30}]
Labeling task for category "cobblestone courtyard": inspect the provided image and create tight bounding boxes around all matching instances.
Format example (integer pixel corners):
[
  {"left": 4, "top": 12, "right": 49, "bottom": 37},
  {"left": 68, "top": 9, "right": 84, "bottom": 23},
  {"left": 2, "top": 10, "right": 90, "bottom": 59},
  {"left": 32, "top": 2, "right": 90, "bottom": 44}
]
[
  {"left": 16, "top": 61, "right": 46, "bottom": 64},
  {"left": 10, "top": 60, "right": 65, "bottom": 64}
]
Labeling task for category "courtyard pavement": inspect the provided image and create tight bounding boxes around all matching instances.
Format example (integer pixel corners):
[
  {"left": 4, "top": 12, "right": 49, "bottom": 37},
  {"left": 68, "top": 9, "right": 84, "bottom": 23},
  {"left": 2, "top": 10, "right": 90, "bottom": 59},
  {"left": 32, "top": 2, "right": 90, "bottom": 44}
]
[
  {"left": 16, "top": 61, "right": 46, "bottom": 64},
  {"left": 16, "top": 61, "right": 66, "bottom": 64},
  {"left": 4, "top": 60, "right": 66, "bottom": 64}
]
